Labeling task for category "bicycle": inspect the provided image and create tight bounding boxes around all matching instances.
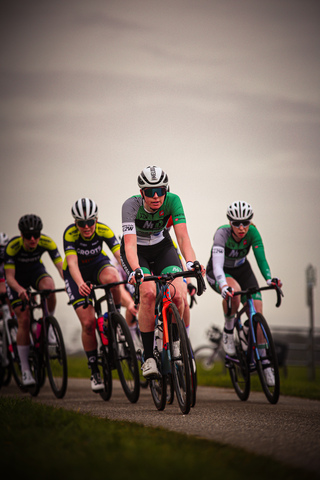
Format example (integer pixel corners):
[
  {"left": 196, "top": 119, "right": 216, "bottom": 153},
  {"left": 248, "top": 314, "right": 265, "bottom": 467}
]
[
  {"left": 85, "top": 280, "right": 140, "bottom": 403},
  {"left": 0, "top": 293, "right": 13, "bottom": 389},
  {"left": 225, "top": 283, "right": 283, "bottom": 404},
  {"left": 9, "top": 288, "right": 68, "bottom": 398},
  {"left": 194, "top": 324, "right": 224, "bottom": 371},
  {"left": 134, "top": 262, "right": 205, "bottom": 415}
]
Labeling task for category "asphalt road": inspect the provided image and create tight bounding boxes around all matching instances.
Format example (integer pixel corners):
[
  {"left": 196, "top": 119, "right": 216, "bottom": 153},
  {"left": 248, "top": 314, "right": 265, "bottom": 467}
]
[{"left": 1, "top": 378, "right": 319, "bottom": 474}]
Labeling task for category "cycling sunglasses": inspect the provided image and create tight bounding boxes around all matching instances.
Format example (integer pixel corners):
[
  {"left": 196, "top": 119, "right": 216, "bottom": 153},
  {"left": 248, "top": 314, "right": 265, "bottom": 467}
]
[
  {"left": 76, "top": 219, "right": 96, "bottom": 228},
  {"left": 23, "top": 230, "right": 41, "bottom": 240},
  {"left": 143, "top": 187, "right": 167, "bottom": 198},
  {"left": 230, "top": 220, "right": 251, "bottom": 228}
]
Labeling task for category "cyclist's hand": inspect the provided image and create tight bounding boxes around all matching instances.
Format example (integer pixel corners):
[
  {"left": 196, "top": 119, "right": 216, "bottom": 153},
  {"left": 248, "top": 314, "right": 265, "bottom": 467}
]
[
  {"left": 186, "top": 260, "right": 206, "bottom": 276},
  {"left": 187, "top": 282, "right": 197, "bottom": 297},
  {"left": 128, "top": 268, "right": 144, "bottom": 285},
  {"left": 221, "top": 285, "right": 234, "bottom": 299},
  {"left": 18, "top": 288, "right": 29, "bottom": 301},
  {"left": 79, "top": 282, "right": 92, "bottom": 296},
  {"left": 267, "top": 277, "right": 282, "bottom": 288}
]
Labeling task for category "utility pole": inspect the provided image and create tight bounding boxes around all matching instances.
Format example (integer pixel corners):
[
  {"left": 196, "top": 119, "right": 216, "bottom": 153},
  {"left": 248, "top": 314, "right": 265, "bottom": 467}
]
[{"left": 306, "top": 264, "right": 316, "bottom": 381}]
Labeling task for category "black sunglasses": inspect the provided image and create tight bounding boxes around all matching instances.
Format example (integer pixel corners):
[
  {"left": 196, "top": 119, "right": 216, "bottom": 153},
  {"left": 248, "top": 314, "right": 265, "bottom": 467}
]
[
  {"left": 231, "top": 220, "right": 251, "bottom": 228},
  {"left": 143, "top": 187, "right": 167, "bottom": 198},
  {"left": 23, "top": 231, "right": 41, "bottom": 240},
  {"left": 76, "top": 219, "right": 96, "bottom": 228}
]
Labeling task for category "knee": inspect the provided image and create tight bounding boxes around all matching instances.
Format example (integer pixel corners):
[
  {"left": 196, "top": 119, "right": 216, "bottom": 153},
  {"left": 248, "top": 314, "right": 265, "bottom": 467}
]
[
  {"left": 81, "top": 315, "right": 96, "bottom": 336},
  {"left": 141, "top": 286, "right": 156, "bottom": 307}
]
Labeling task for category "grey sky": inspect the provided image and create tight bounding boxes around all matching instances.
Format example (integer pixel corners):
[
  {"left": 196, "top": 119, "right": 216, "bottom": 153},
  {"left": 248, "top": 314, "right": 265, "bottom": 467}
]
[{"left": 1, "top": 0, "right": 319, "bottom": 350}]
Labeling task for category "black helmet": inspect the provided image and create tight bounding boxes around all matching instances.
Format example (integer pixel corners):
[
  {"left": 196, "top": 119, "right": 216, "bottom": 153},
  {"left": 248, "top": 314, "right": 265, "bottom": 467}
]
[{"left": 18, "top": 214, "right": 43, "bottom": 233}]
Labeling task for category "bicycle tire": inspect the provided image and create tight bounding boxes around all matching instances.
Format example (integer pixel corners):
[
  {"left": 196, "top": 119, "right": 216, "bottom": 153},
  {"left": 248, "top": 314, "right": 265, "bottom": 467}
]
[
  {"left": 98, "top": 343, "right": 112, "bottom": 401},
  {"left": 189, "top": 338, "right": 198, "bottom": 408},
  {"left": 28, "top": 348, "right": 42, "bottom": 397},
  {"left": 7, "top": 318, "right": 26, "bottom": 391},
  {"left": 194, "top": 344, "right": 220, "bottom": 371},
  {"left": 44, "top": 316, "right": 68, "bottom": 399},
  {"left": 111, "top": 312, "right": 140, "bottom": 403},
  {"left": 253, "top": 313, "right": 280, "bottom": 404},
  {"left": 167, "top": 303, "right": 191, "bottom": 415},
  {"left": 166, "top": 373, "right": 174, "bottom": 405},
  {"left": 227, "top": 324, "right": 250, "bottom": 401},
  {"left": 149, "top": 350, "right": 167, "bottom": 410}
]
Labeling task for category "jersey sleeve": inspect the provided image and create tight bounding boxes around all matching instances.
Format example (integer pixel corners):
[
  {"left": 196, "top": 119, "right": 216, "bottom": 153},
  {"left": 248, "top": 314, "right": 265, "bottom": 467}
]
[
  {"left": 167, "top": 193, "right": 186, "bottom": 226},
  {"left": 96, "top": 223, "right": 120, "bottom": 254},
  {"left": 251, "top": 227, "right": 271, "bottom": 281},
  {"left": 39, "top": 235, "right": 63, "bottom": 265},
  {"left": 63, "top": 225, "right": 78, "bottom": 257}
]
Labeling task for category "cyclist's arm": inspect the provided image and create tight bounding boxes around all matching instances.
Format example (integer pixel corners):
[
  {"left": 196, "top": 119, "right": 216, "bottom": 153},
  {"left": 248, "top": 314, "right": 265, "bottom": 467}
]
[
  {"left": 123, "top": 233, "right": 140, "bottom": 272},
  {"left": 173, "top": 223, "right": 196, "bottom": 264},
  {"left": 5, "top": 267, "right": 28, "bottom": 300},
  {"left": 251, "top": 228, "right": 272, "bottom": 281},
  {"left": 66, "top": 253, "right": 91, "bottom": 295},
  {"left": 55, "top": 260, "right": 64, "bottom": 280},
  {"left": 212, "top": 245, "right": 227, "bottom": 291},
  {"left": 113, "top": 249, "right": 123, "bottom": 269}
]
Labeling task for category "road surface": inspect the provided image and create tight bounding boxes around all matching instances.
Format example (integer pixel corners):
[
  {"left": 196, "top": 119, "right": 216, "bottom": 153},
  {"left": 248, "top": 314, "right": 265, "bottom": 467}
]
[{"left": 1, "top": 378, "right": 319, "bottom": 474}]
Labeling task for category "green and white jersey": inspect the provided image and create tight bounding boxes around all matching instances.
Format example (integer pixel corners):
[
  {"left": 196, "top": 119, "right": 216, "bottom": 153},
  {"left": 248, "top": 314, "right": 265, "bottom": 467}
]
[
  {"left": 207, "top": 224, "right": 271, "bottom": 288},
  {"left": 122, "top": 192, "right": 186, "bottom": 246}
]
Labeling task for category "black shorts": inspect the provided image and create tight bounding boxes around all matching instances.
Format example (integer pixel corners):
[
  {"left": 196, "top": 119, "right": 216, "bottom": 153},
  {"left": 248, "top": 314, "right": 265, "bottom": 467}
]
[
  {"left": 120, "top": 236, "right": 182, "bottom": 276},
  {"left": 206, "top": 259, "right": 261, "bottom": 302}
]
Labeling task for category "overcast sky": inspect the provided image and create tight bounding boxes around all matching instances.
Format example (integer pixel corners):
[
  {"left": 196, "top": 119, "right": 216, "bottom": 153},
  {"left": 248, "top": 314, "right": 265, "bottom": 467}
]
[{"left": 1, "top": 0, "right": 319, "bottom": 350}]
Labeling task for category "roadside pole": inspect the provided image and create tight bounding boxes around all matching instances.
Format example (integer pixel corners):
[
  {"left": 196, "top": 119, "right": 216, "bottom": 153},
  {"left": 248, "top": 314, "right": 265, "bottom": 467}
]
[{"left": 306, "top": 264, "right": 316, "bottom": 381}]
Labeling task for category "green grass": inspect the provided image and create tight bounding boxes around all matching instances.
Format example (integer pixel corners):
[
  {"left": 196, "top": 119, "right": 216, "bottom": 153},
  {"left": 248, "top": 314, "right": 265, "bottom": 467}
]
[
  {"left": 68, "top": 354, "right": 320, "bottom": 400},
  {"left": 0, "top": 396, "right": 308, "bottom": 480}
]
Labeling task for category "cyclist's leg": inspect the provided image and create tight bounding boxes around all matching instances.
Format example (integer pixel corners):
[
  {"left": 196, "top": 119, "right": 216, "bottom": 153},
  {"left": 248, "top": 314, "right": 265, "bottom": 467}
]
[
  {"left": 64, "top": 267, "right": 103, "bottom": 391},
  {"left": 37, "top": 272, "right": 56, "bottom": 315}
]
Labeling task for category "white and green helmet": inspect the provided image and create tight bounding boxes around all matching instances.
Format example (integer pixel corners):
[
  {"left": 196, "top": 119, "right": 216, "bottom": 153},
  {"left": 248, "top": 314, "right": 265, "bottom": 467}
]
[{"left": 227, "top": 201, "right": 253, "bottom": 221}]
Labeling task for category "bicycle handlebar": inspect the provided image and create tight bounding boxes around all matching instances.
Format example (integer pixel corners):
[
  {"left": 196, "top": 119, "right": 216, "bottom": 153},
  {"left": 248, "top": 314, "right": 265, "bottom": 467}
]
[
  {"left": 133, "top": 264, "right": 206, "bottom": 306},
  {"left": 21, "top": 287, "right": 66, "bottom": 312},
  {"left": 83, "top": 280, "right": 128, "bottom": 309},
  {"left": 226, "top": 283, "right": 284, "bottom": 316}
]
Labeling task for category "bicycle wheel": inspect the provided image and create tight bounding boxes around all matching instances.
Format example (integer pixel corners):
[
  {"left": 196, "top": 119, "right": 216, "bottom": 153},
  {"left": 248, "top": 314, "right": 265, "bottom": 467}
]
[
  {"left": 227, "top": 325, "right": 250, "bottom": 401},
  {"left": 28, "top": 348, "right": 42, "bottom": 397},
  {"left": 187, "top": 337, "right": 197, "bottom": 408},
  {"left": 149, "top": 351, "right": 167, "bottom": 410},
  {"left": 98, "top": 343, "right": 112, "bottom": 401},
  {"left": 194, "top": 345, "right": 219, "bottom": 371},
  {"left": 167, "top": 303, "right": 191, "bottom": 415},
  {"left": 253, "top": 313, "right": 280, "bottom": 404},
  {"left": 166, "top": 373, "right": 174, "bottom": 405},
  {"left": 110, "top": 312, "right": 140, "bottom": 403},
  {"left": 7, "top": 318, "right": 26, "bottom": 391},
  {"left": 44, "top": 316, "right": 68, "bottom": 399}
]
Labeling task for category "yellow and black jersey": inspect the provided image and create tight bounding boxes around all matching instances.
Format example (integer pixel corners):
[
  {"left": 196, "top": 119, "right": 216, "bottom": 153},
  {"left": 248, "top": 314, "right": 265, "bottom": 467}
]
[
  {"left": 4, "top": 235, "right": 62, "bottom": 274},
  {"left": 63, "top": 222, "right": 120, "bottom": 269}
]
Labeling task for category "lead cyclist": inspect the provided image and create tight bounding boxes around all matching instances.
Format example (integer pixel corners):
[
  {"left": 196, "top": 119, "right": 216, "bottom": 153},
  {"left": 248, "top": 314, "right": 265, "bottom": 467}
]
[{"left": 120, "top": 166, "right": 205, "bottom": 379}]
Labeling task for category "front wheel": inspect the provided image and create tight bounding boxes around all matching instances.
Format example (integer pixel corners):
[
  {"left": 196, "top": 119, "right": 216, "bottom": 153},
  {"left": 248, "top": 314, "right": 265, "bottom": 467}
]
[
  {"left": 97, "top": 343, "right": 113, "bottom": 401},
  {"left": 227, "top": 324, "right": 250, "bottom": 401},
  {"left": 44, "top": 316, "right": 68, "bottom": 399},
  {"left": 110, "top": 312, "right": 140, "bottom": 403},
  {"left": 253, "top": 313, "right": 280, "bottom": 404},
  {"left": 167, "top": 303, "right": 191, "bottom": 415}
]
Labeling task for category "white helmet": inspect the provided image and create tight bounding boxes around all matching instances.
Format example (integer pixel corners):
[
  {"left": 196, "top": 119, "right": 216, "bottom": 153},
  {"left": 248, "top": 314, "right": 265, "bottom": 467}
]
[
  {"left": 71, "top": 198, "right": 98, "bottom": 221},
  {"left": 137, "top": 166, "right": 169, "bottom": 189},
  {"left": 0, "top": 232, "right": 9, "bottom": 246},
  {"left": 227, "top": 201, "right": 253, "bottom": 221}
]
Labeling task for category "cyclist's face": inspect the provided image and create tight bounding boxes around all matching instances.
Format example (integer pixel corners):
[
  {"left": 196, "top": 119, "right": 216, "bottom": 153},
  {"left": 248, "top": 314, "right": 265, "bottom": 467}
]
[
  {"left": 141, "top": 189, "right": 166, "bottom": 211},
  {"left": 76, "top": 219, "right": 97, "bottom": 238},
  {"left": 230, "top": 222, "right": 250, "bottom": 241},
  {"left": 22, "top": 234, "right": 40, "bottom": 250}
]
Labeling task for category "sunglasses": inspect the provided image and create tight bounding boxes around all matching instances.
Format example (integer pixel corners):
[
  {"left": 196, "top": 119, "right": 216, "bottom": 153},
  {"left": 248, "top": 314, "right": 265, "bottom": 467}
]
[
  {"left": 143, "top": 187, "right": 167, "bottom": 198},
  {"left": 76, "top": 219, "right": 96, "bottom": 228},
  {"left": 231, "top": 220, "right": 251, "bottom": 228},
  {"left": 23, "top": 231, "right": 41, "bottom": 240}
]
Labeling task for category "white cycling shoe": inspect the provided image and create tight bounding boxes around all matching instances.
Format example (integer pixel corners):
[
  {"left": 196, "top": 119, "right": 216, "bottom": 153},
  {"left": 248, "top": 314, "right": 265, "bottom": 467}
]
[
  {"left": 264, "top": 366, "right": 275, "bottom": 387},
  {"left": 22, "top": 370, "right": 36, "bottom": 386},
  {"left": 142, "top": 357, "right": 160, "bottom": 378},
  {"left": 223, "top": 332, "right": 236, "bottom": 356}
]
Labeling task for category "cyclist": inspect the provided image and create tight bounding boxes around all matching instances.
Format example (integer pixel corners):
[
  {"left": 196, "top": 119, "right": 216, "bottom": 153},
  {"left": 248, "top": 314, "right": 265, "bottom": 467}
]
[
  {"left": 206, "top": 200, "right": 282, "bottom": 386},
  {"left": 63, "top": 198, "right": 122, "bottom": 393},
  {"left": 121, "top": 165, "right": 205, "bottom": 379},
  {"left": 0, "top": 233, "right": 9, "bottom": 297},
  {"left": 4, "top": 215, "right": 64, "bottom": 386}
]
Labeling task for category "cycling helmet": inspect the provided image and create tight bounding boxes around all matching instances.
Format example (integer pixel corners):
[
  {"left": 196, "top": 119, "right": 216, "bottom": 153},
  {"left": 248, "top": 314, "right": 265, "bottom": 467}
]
[
  {"left": 226, "top": 201, "right": 253, "bottom": 221},
  {"left": 71, "top": 198, "right": 98, "bottom": 221},
  {"left": 18, "top": 214, "right": 43, "bottom": 233},
  {"left": 137, "top": 166, "right": 169, "bottom": 189},
  {"left": 0, "top": 233, "right": 9, "bottom": 246}
]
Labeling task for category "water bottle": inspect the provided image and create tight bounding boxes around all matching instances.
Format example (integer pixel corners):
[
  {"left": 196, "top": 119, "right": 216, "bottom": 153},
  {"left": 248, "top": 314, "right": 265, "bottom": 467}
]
[
  {"left": 32, "top": 321, "right": 42, "bottom": 347},
  {"left": 155, "top": 318, "right": 163, "bottom": 353},
  {"left": 97, "top": 313, "right": 108, "bottom": 346}
]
